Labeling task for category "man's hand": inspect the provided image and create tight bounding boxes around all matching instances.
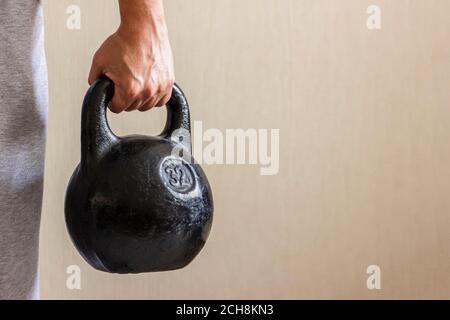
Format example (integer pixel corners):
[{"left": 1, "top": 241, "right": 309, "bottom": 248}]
[{"left": 88, "top": 0, "right": 174, "bottom": 113}]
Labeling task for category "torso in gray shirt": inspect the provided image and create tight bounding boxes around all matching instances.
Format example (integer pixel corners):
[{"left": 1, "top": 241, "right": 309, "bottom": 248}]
[{"left": 0, "top": 0, "right": 48, "bottom": 300}]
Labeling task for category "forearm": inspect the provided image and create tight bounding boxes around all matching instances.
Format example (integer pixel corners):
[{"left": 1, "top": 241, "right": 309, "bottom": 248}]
[{"left": 118, "top": 0, "right": 168, "bottom": 38}]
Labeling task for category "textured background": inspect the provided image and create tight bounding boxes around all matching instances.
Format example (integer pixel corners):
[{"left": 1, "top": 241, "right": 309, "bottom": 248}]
[{"left": 40, "top": 0, "right": 450, "bottom": 299}]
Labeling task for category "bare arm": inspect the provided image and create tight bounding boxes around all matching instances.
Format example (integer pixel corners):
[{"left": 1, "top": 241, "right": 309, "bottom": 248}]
[{"left": 88, "top": 0, "right": 174, "bottom": 113}]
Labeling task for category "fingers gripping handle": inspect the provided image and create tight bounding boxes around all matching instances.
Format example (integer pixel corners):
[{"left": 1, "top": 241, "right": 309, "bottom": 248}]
[{"left": 80, "top": 76, "right": 192, "bottom": 172}]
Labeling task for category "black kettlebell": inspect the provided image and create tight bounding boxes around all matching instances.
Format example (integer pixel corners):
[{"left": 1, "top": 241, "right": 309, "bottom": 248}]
[{"left": 65, "top": 76, "right": 213, "bottom": 274}]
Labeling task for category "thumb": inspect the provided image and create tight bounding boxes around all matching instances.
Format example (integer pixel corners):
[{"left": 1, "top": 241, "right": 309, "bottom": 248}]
[
  {"left": 109, "top": 84, "right": 128, "bottom": 114},
  {"left": 88, "top": 59, "right": 103, "bottom": 85}
]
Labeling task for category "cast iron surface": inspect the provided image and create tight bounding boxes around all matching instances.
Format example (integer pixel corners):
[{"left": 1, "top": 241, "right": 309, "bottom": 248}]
[{"left": 65, "top": 76, "right": 213, "bottom": 274}]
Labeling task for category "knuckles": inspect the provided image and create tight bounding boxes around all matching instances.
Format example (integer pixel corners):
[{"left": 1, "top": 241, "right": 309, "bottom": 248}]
[
  {"left": 111, "top": 77, "right": 175, "bottom": 112},
  {"left": 142, "top": 87, "right": 154, "bottom": 100},
  {"left": 166, "top": 77, "right": 176, "bottom": 91},
  {"left": 123, "top": 81, "right": 141, "bottom": 99}
]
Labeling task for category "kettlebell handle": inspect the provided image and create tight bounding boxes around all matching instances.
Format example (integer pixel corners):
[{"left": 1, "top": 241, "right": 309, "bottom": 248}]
[{"left": 81, "top": 75, "right": 191, "bottom": 171}]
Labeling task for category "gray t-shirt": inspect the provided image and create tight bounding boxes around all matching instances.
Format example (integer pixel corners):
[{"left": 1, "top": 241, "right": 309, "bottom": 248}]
[{"left": 0, "top": 0, "right": 48, "bottom": 299}]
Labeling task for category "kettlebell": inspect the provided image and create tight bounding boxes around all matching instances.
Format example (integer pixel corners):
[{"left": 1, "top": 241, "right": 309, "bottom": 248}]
[{"left": 65, "top": 76, "right": 213, "bottom": 274}]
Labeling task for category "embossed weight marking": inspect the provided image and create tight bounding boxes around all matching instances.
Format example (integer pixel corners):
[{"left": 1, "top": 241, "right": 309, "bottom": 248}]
[{"left": 161, "top": 158, "right": 195, "bottom": 194}]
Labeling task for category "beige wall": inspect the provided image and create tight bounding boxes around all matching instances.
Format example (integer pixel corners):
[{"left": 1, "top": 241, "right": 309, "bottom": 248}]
[{"left": 40, "top": 0, "right": 450, "bottom": 299}]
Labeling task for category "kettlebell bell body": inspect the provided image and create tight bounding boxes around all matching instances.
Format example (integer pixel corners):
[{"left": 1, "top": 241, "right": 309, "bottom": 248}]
[{"left": 65, "top": 77, "right": 213, "bottom": 274}]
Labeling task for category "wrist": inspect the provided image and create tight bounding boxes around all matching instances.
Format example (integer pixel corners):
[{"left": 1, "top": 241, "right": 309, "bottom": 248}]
[
  {"left": 119, "top": 14, "right": 168, "bottom": 41},
  {"left": 119, "top": 0, "right": 166, "bottom": 34}
]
